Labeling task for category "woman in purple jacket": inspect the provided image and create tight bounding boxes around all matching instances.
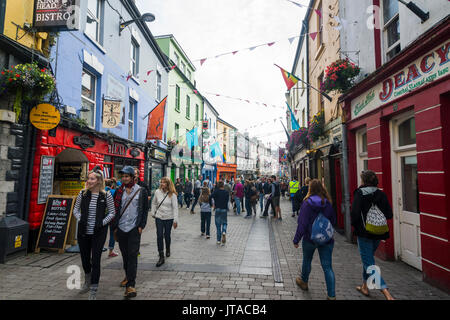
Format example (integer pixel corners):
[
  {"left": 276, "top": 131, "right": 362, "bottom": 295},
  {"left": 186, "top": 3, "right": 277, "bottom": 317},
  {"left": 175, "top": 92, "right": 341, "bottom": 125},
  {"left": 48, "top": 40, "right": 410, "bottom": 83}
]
[{"left": 293, "top": 179, "right": 336, "bottom": 300}]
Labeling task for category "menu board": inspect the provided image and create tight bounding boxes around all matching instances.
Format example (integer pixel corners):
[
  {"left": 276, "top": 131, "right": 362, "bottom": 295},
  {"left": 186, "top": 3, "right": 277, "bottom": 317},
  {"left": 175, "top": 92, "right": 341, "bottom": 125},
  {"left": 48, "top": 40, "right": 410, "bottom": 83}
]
[
  {"left": 37, "top": 156, "right": 55, "bottom": 204},
  {"left": 35, "top": 196, "right": 75, "bottom": 253}
]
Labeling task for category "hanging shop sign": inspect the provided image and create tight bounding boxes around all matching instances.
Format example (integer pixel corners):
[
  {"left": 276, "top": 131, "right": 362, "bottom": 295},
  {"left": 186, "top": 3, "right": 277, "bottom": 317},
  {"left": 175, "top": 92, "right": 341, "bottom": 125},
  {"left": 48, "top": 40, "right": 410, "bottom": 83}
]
[
  {"left": 37, "top": 156, "right": 55, "bottom": 204},
  {"left": 102, "top": 99, "right": 121, "bottom": 128},
  {"left": 108, "top": 143, "right": 127, "bottom": 156},
  {"left": 130, "top": 148, "right": 141, "bottom": 158},
  {"left": 29, "top": 104, "right": 60, "bottom": 130},
  {"left": 351, "top": 41, "right": 450, "bottom": 120},
  {"left": 151, "top": 149, "right": 167, "bottom": 161},
  {"left": 73, "top": 134, "right": 95, "bottom": 149},
  {"left": 33, "top": 0, "right": 80, "bottom": 31}
]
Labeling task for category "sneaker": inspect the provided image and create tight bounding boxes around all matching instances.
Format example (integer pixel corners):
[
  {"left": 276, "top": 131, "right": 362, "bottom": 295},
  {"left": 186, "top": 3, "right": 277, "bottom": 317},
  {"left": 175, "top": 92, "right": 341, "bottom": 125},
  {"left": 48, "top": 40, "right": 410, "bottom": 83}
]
[
  {"left": 292, "top": 214, "right": 295, "bottom": 217},
  {"left": 295, "top": 277, "right": 308, "bottom": 291},
  {"left": 222, "top": 233, "right": 226, "bottom": 244},
  {"left": 124, "top": 287, "right": 137, "bottom": 298},
  {"left": 327, "top": 296, "right": 336, "bottom": 300},
  {"left": 88, "top": 287, "right": 97, "bottom": 300},
  {"left": 206, "top": 235, "right": 210, "bottom": 239},
  {"left": 217, "top": 241, "right": 221, "bottom": 245},
  {"left": 108, "top": 251, "right": 119, "bottom": 258},
  {"left": 201, "top": 233, "right": 205, "bottom": 237},
  {"left": 120, "top": 278, "right": 128, "bottom": 287}
]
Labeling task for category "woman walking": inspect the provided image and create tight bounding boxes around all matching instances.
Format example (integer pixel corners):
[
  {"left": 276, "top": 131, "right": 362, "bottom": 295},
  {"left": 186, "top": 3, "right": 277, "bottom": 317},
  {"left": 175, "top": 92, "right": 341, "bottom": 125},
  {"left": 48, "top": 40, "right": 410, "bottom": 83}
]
[
  {"left": 351, "top": 170, "right": 394, "bottom": 300},
  {"left": 151, "top": 177, "right": 178, "bottom": 267},
  {"left": 293, "top": 179, "right": 336, "bottom": 300},
  {"left": 73, "top": 170, "right": 116, "bottom": 300},
  {"left": 212, "top": 181, "right": 230, "bottom": 245},
  {"left": 199, "top": 186, "right": 214, "bottom": 239}
]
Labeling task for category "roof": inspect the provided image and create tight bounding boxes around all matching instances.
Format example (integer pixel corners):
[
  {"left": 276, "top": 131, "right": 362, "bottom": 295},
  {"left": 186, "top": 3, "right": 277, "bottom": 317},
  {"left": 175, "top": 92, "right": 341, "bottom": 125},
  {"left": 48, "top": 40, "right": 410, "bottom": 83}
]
[
  {"left": 217, "top": 117, "right": 237, "bottom": 130},
  {"left": 203, "top": 96, "right": 220, "bottom": 117}
]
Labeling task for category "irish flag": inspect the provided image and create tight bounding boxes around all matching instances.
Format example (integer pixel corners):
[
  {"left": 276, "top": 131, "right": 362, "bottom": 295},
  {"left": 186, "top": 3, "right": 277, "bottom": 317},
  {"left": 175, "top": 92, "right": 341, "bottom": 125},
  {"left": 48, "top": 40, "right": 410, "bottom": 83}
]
[{"left": 275, "top": 64, "right": 299, "bottom": 91}]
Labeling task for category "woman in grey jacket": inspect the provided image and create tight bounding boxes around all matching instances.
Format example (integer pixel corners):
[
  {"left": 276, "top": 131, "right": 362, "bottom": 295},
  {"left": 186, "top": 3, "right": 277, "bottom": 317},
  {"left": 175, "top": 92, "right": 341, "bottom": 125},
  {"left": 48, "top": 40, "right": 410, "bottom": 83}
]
[{"left": 151, "top": 177, "right": 179, "bottom": 267}]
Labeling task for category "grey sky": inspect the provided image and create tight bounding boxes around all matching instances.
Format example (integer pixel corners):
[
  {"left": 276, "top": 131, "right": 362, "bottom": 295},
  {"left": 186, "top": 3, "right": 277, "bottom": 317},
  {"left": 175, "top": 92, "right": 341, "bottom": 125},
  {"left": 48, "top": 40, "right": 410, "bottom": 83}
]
[{"left": 136, "top": 0, "right": 307, "bottom": 148}]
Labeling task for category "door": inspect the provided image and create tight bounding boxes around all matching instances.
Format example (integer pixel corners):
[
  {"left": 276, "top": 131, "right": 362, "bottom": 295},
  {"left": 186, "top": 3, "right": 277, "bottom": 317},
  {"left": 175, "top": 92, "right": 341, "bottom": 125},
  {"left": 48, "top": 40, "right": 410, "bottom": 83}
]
[{"left": 391, "top": 114, "right": 421, "bottom": 270}]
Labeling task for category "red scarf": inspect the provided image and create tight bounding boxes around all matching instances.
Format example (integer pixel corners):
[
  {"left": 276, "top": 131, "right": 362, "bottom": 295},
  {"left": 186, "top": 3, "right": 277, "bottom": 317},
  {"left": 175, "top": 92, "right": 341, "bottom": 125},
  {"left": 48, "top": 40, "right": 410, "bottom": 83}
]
[{"left": 114, "top": 181, "right": 136, "bottom": 213}]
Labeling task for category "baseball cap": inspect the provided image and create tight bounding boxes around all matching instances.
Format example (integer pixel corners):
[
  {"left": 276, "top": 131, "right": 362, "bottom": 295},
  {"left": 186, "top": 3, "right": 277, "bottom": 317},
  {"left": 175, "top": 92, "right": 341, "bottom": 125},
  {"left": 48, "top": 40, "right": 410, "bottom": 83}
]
[{"left": 119, "top": 165, "right": 135, "bottom": 176}]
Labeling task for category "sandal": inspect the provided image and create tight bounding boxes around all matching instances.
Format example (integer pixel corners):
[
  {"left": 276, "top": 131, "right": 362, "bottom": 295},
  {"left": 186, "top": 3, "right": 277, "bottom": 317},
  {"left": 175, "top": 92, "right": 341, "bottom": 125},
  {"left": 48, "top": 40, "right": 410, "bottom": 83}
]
[{"left": 356, "top": 286, "right": 370, "bottom": 297}]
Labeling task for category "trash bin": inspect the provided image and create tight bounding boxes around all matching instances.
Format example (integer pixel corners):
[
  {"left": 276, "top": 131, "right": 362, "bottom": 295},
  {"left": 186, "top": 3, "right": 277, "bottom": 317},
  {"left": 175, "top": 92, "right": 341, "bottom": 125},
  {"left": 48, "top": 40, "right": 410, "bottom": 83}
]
[{"left": 0, "top": 215, "right": 29, "bottom": 263}]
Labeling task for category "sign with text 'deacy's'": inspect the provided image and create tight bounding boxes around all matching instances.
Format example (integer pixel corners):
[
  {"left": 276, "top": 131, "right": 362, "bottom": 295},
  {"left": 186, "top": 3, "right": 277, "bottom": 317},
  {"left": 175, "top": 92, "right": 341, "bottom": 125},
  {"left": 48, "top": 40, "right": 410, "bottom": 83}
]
[
  {"left": 351, "top": 41, "right": 450, "bottom": 120},
  {"left": 33, "top": 0, "right": 80, "bottom": 31}
]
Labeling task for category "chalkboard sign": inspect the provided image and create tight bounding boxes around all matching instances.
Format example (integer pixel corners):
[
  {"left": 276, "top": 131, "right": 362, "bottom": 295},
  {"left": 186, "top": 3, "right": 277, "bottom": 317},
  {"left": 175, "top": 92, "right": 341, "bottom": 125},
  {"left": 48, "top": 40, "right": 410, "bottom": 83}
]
[
  {"left": 37, "top": 156, "right": 55, "bottom": 204},
  {"left": 35, "top": 195, "right": 75, "bottom": 254}
]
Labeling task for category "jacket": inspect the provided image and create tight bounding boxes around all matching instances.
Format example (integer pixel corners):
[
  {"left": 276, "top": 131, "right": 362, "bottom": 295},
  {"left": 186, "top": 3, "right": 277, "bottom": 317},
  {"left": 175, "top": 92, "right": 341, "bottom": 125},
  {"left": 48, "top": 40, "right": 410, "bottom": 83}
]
[
  {"left": 184, "top": 182, "right": 193, "bottom": 194},
  {"left": 244, "top": 185, "right": 257, "bottom": 199},
  {"left": 351, "top": 186, "right": 393, "bottom": 240},
  {"left": 234, "top": 183, "right": 244, "bottom": 198},
  {"left": 293, "top": 195, "right": 336, "bottom": 245},
  {"left": 112, "top": 185, "right": 149, "bottom": 231},
  {"left": 199, "top": 195, "right": 214, "bottom": 212},
  {"left": 77, "top": 190, "right": 108, "bottom": 236},
  {"left": 212, "top": 189, "right": 230, "bottom": 210},
  {"left": 151, "top": 189, "right": 178, "bottom": 223}
]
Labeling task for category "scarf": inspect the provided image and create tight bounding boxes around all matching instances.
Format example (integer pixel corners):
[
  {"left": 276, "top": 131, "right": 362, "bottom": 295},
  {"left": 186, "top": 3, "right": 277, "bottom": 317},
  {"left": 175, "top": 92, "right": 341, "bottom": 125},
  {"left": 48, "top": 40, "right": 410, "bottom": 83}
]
[{"left": 114, "top": 181, "right": 136, "bottom": 213}]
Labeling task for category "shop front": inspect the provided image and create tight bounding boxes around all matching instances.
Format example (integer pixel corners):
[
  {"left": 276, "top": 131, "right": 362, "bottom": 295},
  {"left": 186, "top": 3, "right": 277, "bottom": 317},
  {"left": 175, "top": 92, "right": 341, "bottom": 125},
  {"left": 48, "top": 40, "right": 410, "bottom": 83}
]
[
  {"left": 216, "top": 163, "right": 237, "bottom": 182},
  {"left": 28, "top": 122, "right": 146, "bottom": 249},
  {"left": 202, "top": 163, "right": 217, "bottom": 184},
  {"left": 342, "top": 20, "right": 450, "bottom": 292},
  {"left": 147, "top": 144, "right": 169, "bottom": 197}
]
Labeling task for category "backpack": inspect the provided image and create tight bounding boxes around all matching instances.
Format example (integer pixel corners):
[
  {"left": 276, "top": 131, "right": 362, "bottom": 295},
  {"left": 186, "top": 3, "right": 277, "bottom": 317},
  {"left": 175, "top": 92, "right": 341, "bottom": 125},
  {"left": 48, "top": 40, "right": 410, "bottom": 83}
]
[
  {"left": 362, "top": 203, "right": 389, "bottom": 235},
  {"left": 310, "top": 212, "right": 334, "bottom": 245}
]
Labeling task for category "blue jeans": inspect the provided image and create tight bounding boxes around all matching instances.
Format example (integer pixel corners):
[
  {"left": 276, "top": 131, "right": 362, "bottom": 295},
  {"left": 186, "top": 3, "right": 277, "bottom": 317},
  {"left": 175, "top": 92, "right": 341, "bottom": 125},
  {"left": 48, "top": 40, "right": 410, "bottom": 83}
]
[
  {"left": 155, "top": 218, "right": 173, "bottom": 253},
  {"left": 108, "top": 224, "right": 115, "bottom": 250},
  {"left": 357, "top": 237, "right": 388, "bottom": 290},
  {"left": 259, "top": 193, "right": 264, "bottom": 212},
  {"left": 215, "top": 209, "right": 228, "bottom": 242},
  {"left": 201, "top": 211, "right": 212, "bottom": 236},
  {"left": 234, "top": 197, "right": 241, "bottom": 214},
  {"left": 301, "top": 239, "right": 335, "bottom": 298},
  {"left": 245, "top": 197, "right": 252, "bottom": 216},
  {"left": 291, "top": 194, "right": 296, "bottom": 213},
  {"left": 177, "top": 193, "right": 183, "bottom": 207}
]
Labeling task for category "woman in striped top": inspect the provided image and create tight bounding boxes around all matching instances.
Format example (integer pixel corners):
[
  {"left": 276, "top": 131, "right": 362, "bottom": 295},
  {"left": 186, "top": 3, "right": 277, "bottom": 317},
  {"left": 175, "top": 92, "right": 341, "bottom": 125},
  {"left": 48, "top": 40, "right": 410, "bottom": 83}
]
[{"left": 73, "top": 169, "right": 116, "bottom": 300}]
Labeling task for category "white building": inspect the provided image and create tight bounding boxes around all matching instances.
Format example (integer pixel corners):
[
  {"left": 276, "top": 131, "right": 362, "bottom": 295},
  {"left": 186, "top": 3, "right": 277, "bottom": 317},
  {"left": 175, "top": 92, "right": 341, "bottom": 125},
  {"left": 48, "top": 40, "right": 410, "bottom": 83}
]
[{"left": 202, "top": 97, "right": 220, "bottom": 181}]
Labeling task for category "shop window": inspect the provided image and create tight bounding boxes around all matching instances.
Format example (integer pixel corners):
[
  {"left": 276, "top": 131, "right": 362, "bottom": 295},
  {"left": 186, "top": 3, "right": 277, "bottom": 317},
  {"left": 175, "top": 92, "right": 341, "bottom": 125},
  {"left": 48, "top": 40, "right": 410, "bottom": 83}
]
[
  {"left": 398, "top": 117, "right": 416, "bottom": 147},
  {"left": 113, "top": 157, "right": 139, "bottom": 179},
  {"left": 86, "top": 0, "right": 103, "bottom": 44},
  {"left": 383, "top": 0, "right": 401, "bottom": 62},
  {"left": 81, "top": 69, "right": 96, "bottom": 128}
]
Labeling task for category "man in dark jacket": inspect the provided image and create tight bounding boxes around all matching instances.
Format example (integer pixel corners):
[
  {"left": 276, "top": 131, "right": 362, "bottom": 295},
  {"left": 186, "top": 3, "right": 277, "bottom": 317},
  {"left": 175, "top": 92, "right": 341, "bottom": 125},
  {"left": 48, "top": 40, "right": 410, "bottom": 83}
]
[
  {"left": 293, "top": 177, "right": 311, "bottom": 217},
  {"left": 113, "top": 166, "right": 149, "bottom": 299},
  {"left": 183, "top": 178, "right": 193, "bottom": 208},
  {"left": 175, "top": 178, "right": 183, "bottom": 208}
]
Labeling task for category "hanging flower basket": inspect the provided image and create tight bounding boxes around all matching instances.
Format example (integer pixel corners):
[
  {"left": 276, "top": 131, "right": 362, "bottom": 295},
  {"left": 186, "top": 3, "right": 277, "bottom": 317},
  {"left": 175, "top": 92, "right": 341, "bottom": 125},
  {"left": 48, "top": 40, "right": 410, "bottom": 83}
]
[
  {"left": 321, "top": 58, "right": 360, "bottom": 94},
  {"left": 289, "top": 127, "right": 308, "bottom": 150},
  {"left": 307, "top": 111, "right": 325, "bottom": 142},
  {"left": 0, "top": 62, "right": 56, "bottom": 121}
]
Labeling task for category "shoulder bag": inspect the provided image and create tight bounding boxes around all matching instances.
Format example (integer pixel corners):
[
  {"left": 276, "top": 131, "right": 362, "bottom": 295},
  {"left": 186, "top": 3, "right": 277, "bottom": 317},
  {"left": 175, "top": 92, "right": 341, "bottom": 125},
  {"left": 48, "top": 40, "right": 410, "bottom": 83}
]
[
  {"left": 113, "top": 187, "right": 141, "bottom": 241},
  {"left": 152, "top": 191, "right": 169, "bottom": 219}
]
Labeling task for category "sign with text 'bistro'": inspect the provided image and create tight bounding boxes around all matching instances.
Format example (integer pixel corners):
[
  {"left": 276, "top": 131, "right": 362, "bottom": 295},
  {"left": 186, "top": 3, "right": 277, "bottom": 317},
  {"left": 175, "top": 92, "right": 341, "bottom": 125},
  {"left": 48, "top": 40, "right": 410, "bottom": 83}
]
[
  {"left": 351, "top": 41, "right": 450, "bottom": 120},
  {"left": 33, "top": 0, "right": 80, "bottom": 31}
]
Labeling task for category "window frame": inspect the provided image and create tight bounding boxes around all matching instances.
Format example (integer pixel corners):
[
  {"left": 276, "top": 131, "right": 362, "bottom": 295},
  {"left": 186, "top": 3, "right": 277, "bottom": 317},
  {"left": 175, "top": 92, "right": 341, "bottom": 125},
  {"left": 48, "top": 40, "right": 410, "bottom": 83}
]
[
  {"left": 382, "top": 0, "right": 401, "bottom": 63},
  {"left": 86, "top": 0, "right": 103, "bottom": 44},
  {"left": 186, "top": 95, "right": 190, "bottom": 119},
  {"left": 81, "top": 69, "right": 97, "bottom": 129},
  {"left": 356, "top": 129, "right": 369, "bottom": 175},
  {"left": 175, "top": 85, "right": 180, "bottom": 112},
  {"left": 156, "top": 71, "right": 162, "bottom": 101},
  {"left": 130, "top": 38, "right": 140, "bottom": 77},
  {"left": 128, "top": 99, "right": 136, "bottom": 140}
]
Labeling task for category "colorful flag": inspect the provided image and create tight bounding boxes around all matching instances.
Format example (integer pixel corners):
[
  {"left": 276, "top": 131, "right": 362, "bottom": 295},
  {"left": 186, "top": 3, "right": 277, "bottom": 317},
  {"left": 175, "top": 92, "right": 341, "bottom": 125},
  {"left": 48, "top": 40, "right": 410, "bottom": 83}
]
[
  {"left": 146, "top": 96, "right": 167, "bottom": 141},
  {"left": 310, "top": 32, "right": 318, "bottom": 41},
  {"left": 186, "top": 127, "right": 199, "bottom": 149},
  {"left": 210, "top": 142, "right": 224, "bottom": 162},
  {"left": 315, "top": 9, "right": 322, "bottom": 18},
  {"left": 147, "top": 70, "right": 153, "bottom": 76},
  {"left": 275, "top": 64, "right": 299, "bottom": 91},
  {"left": 286, "top": 102, "right": 300, "bottom": 131},
  {"left": 200, "top": 58, "right": 207, "bottom": 66}
]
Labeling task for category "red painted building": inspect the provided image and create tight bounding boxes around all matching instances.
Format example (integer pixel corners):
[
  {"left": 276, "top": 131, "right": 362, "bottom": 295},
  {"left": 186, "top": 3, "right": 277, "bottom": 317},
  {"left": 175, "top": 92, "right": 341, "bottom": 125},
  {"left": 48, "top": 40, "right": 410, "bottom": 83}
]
[
  {"left": 341, "top": 18, "right": 450, "bottom": 292},
  {"left": 28, "top": 121, "right": 146, "bottom": 247}
]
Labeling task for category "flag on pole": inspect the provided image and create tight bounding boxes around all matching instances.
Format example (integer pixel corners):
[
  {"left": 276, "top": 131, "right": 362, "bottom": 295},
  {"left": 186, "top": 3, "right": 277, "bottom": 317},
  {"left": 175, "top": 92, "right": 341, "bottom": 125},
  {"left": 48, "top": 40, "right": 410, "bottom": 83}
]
[
  {"left": 146, "top": 96, "right": 167, "bottom": 141},
  {"left": 286, "top": 102, "right": 300, "bottom": 131},
  {"left": 280, "top": 121, "right": 290, "bottom": 141},
  {"left": 275, "top": 64, "right": 299, "bottom": 91},
  {"left": 210, "top": 142, "right": 224, "bottom": 162},
  {"left": 186, "top": 127, "right": 199, "bottom": 149}
]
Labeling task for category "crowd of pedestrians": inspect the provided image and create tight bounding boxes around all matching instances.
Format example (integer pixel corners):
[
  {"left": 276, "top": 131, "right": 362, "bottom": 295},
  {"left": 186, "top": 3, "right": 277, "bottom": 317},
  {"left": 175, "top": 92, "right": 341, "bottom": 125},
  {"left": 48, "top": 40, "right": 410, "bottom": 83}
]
[{"left": 71, "top": 166, "right": 395, "bottom": 300}]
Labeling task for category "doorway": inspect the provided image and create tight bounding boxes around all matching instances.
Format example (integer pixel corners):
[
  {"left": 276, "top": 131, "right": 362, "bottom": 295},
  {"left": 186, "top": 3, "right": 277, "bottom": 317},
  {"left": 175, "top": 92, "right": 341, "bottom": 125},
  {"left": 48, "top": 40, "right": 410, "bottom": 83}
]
[{"left": 391, "top": 113, "right": 422, "bottom": 270}]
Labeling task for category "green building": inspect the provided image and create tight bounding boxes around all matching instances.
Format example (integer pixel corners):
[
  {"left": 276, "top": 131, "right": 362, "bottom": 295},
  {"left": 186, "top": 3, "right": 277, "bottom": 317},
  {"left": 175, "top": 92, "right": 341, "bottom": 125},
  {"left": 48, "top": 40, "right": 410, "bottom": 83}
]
[{"left": 155, "top": 35, "right": 204, "bottom": 182}]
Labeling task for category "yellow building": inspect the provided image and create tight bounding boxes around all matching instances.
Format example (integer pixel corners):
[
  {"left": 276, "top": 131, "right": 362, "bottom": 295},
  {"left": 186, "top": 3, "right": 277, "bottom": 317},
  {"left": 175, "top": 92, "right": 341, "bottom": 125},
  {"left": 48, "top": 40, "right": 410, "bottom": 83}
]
[
  {"left": 1, "top": 0, "right": 51, "bottom": 55},
  {"left": 216, "top": 118, "right": 237, "bottom": 182}
]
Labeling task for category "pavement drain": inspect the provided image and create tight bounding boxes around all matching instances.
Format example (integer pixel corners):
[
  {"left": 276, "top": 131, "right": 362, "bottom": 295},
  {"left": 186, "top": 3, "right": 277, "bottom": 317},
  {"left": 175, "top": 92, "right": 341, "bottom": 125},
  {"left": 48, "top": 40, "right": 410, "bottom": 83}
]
[{"left": 268, "top": 218, "right": 283, "bottom": 283}]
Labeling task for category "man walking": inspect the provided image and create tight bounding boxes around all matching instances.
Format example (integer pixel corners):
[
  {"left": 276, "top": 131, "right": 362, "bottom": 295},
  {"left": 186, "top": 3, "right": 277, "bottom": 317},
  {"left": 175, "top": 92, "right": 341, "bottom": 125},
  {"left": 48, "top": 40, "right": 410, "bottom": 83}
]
[
  {"left": 271, "top": 175, "right": 282, "bottom": 221},
  {"left": 289, "top": 176, "right": 300, "bottom": 217},
  {"left": 233, "top": 179, "right": 244, "bottom": 215},
  {"left": 184, "top": 178, "right": 193, "bottom": 209},
  {"left": 190, "top": 176, "right": 202, "bottom": 214},
  {"left": 175, "top": 178, "right": 183, "bottom": 208},
  {"left": 113, "top": 166, "right": 149, "bottom": 298}
]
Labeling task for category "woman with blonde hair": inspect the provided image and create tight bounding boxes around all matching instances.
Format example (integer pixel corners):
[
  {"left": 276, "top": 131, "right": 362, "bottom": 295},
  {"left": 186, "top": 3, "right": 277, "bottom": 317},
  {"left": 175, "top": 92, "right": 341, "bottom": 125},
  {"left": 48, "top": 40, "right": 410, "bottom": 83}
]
[
  {"left": 151, "top": 176, "right": 178, "bottom": 267},
  {"left": 73, "top": 169, "right": 116, "bottom": 300},
  {"left": 293, "top": 179, "right": 337, "bottom": 300}
]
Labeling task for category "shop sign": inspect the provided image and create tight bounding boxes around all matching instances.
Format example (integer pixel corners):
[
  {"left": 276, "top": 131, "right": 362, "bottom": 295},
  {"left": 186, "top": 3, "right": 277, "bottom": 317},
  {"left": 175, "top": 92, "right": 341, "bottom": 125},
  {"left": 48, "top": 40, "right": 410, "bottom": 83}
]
[
  {"left": 33, "top": 0, "right": 80, "bottom": 31},
  {"left": 351, "top": 41, "right": 450, "bottom": 120},
  {"left": 130, "top": 148, "right": 141, "bottom": 158},
  {"left": 152, "top": 149, "right": 166, "bottom": 161},
  {"left": 60, "top": 181, "right": 85, "bottom": 196},
  {"left": 73, "top": 135, "right": 95, "bottom": 149},
  {"left": 102, "top": 99, "right": 121, "bottom": 128},
  {"left": 37, "top": 156, "right": 55, "bottom": 204},
  {"left": 108, "top": 143, "right": 127, "bottom": 156},
  {"left": 29, "top": 103, "right": 60, "bottom": 130}
]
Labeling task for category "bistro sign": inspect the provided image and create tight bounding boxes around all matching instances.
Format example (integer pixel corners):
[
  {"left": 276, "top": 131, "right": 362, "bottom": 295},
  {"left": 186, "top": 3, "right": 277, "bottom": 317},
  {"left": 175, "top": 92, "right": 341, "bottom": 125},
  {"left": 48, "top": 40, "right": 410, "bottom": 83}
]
[
  {"left": 351, "top": 41, "right": 450, "bottom": 119},
  {"left": 33, "top": 0, "right": 80, "bottom": 31}
]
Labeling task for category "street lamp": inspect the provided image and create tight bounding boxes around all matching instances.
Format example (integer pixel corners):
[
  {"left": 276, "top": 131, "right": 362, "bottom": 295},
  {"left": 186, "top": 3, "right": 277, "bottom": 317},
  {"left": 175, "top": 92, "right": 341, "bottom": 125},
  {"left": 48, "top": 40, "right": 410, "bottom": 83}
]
[{"left": 119, "top": 13, "right": 156, "bottom": 35}]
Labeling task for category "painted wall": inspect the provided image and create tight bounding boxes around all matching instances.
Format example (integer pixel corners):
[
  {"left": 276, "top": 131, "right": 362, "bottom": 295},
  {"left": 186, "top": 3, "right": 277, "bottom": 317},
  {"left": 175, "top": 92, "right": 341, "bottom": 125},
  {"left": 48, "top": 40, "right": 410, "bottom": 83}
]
[
  {"left": 203, "top": 98, "right": 219, "bottom": 165},
  {"left": 51, "top": 0, "right": 169, "bottom": 144}
]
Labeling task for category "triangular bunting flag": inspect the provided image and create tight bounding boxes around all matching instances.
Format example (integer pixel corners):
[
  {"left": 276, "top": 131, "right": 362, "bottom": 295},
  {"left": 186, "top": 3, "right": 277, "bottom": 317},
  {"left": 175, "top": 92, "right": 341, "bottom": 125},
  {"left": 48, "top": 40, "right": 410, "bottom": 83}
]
[
  {"left": 200, "top": 58, "right": 207, "bottom": 66},
  {"left": 147, "top": 70, "right": 153, "bottom": 76},
  {"left": 232, "top": 51, "right": 238, "bottom": 55},
  {"left": 126, "top": 73, "right": 132, "bottom": 81},
  {"left": 267, "top": 42, "right": 275, "bottom": 46},
  {"left": 249, "top": 46, "right": 257, "bottom": 51},
  {"left": 288, "top": 37, "right": 296, "bottom": 44},
  {"left": 310, "top": 32, "right": 318, "bottom": 41},
  {"left": 171, "top": 65, "right": 176, "bottom": 70},
  {"left": 193, "top": 90, "right": 198, "bottom": 94},
  {"left": 287, "top": 0, "right": 305, "bottom": 8},
  {"left": 315, "top": 9, "right": 322, "bottom": 18},
  {"left": 144, "top": 80, "right": 147, "bottom": 83}
]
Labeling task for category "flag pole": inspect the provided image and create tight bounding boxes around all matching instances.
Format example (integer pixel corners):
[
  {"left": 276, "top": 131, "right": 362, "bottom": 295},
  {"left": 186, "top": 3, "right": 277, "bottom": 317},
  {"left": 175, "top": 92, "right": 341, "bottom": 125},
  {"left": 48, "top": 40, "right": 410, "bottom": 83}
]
[
  {"left": 280, "top": 120, "right": 290, "bottom": 141},
  {"left": 274, "top": 64, "right": 332, "bottom": 102}
]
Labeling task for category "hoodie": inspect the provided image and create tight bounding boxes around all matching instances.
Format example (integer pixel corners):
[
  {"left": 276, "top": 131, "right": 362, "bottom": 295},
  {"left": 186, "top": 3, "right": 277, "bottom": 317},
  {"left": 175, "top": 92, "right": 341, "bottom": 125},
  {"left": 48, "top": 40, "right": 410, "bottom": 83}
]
[
  {"left": 293, "top": 195, "right": 336, "bottom": 245},
  {"left": 351, "top": 186, "right": 393, "bottom": 240}
]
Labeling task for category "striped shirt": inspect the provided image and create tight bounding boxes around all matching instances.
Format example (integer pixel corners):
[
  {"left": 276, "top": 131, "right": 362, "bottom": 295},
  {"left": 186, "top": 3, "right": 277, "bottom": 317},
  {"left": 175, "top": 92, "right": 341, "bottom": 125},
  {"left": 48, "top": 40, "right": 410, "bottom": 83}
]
[{"left": 74, "top": 191, "right": 116, "bottom": 235}]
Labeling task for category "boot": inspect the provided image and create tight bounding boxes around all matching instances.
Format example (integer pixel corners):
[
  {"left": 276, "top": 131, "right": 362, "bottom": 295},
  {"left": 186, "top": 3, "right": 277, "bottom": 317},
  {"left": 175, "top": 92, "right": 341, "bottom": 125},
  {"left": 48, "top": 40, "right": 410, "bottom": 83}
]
[
  {"left": 156, "top": 251, "right": 165, "bottom": 267},
  {"left": 166, "top": 246, "right": 170, "bottom": 257},
  {"left": 79, "top": 273, "right": 91, "bottom": 294}
]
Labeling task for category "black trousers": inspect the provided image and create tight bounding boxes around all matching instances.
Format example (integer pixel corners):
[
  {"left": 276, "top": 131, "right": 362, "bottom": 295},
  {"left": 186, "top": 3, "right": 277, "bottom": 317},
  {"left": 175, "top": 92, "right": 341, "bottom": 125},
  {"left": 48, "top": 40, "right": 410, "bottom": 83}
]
[
  {"left": 117, "top": 227, "right": 141, "bottom": 288},
  {"left": 156, "top": 218, "right": 173, "bottom": 253},
  {"left": 78, "top": 226, "right": 108, "bottom": 285},
  {"left": 184, "top": 193, "right": 192, "bottom": 207}
]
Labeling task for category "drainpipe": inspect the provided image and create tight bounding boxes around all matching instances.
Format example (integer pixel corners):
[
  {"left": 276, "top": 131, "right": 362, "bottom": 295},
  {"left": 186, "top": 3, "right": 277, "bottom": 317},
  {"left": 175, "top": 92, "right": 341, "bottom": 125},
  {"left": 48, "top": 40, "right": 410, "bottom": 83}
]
[
  {"left": 305, "top": 20, "right": 311, "bottom": 178},
  {"left": 341, "top": 120, "right": 352, "bottom": 242}
]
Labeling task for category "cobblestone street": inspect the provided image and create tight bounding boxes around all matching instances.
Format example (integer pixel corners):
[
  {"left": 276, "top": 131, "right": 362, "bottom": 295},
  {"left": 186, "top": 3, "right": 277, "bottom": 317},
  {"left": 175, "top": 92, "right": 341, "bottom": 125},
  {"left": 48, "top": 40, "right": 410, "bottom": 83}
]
[{"left": 0, "top": 197, "right": 448, "bottom": 300}]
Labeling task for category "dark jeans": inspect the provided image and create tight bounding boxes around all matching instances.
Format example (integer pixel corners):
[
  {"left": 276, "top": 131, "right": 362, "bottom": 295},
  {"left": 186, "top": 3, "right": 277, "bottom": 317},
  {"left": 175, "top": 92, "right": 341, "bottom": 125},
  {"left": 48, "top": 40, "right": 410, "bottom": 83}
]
[
  {"left": 177, "top": 193, "right": 183, "bottom": 207},
  {"left": 201, "top": 211, "right": 212, "bottom": 236},
  {"left": 108, "top": 224, "right": 115, "bottom": 250},
  {"left": 184, "top": 193, "right": 192, "bottom": 207},
  {"left": 156, "top": 218, "right": 174, "bottom": 253},
  {"left": 117, "top": 227, "right": 141, "bottom": 288},
  {"left": 191, "top": 190, "right": 200, "bottom": 211},
  {"left": 245, "top": 197, "right": 253, "bottom": 216},
  {"left": 78, "top": 226, "right": 108, "bottom": 286},
  {"left": 215, "top": 209, "right": 228, "bottom": 242}
]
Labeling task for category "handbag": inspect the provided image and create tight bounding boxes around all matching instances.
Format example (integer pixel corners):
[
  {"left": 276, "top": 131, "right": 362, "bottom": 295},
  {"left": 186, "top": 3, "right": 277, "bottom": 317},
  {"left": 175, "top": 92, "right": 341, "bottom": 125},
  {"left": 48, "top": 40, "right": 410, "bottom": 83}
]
[
  {"left": 113, "top": 187, "right": 141, "bottom": 241},
  {"left": 152, "top": 192, "right": 169, "bottom": 219}
]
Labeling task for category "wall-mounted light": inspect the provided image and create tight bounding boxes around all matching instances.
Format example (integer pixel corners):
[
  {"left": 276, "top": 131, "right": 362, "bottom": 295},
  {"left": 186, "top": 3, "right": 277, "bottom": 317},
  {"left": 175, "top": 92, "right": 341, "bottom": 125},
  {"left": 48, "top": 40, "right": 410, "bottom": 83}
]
[
  {"left": 398, "top": 0, "right": 429, "bottom": 23},
  {"left": 119, "top": 13, "right": 156, "bottom": 35}
]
